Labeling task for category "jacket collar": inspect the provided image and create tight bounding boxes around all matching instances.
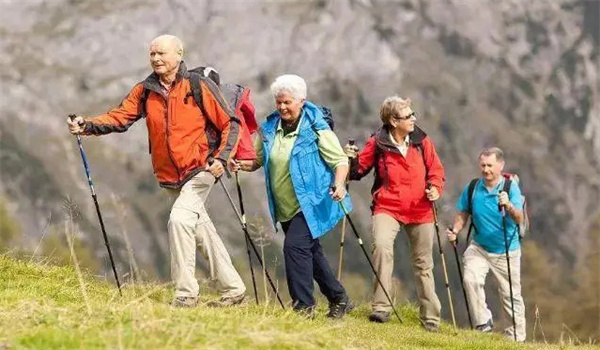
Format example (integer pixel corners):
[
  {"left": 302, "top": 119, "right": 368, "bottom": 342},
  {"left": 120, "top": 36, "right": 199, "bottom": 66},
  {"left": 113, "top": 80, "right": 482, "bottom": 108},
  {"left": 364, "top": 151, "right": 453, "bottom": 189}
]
[
  {"left": 142, "top": 61, "right": 188, "bottom": 93},
  {"left": 374, "top": 124, "right": 427, "bottom": 155}
]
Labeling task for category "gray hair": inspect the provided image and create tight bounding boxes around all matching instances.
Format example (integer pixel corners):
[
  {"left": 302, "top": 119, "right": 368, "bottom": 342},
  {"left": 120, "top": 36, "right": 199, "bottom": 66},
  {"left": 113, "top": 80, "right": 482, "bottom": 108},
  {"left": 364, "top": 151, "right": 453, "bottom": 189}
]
[
  {"left": 479, "top": 147, "right": 504, "bottom": 161},
  {"left": 151, "top": 34, "right": 184, "bottom": 56},
  {"left": 270, "top": 74, "right": 307, "bottom": 100}
]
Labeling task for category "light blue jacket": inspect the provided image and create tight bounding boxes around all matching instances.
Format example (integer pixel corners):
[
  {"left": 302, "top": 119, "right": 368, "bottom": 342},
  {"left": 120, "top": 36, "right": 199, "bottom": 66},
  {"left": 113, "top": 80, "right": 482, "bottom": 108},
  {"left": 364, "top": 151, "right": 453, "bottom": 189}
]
[
  {"left": 457, "top": 178, "right": 523, "bottom": 253},
  {"left": 260, "top": 101, "right": 353, "bottom": 239}
]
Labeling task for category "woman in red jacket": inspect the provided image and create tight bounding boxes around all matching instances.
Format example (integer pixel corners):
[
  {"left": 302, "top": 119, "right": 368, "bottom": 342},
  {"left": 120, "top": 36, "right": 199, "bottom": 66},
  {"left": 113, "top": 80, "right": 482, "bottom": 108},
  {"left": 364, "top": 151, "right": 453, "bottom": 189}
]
[{"left": 344, "top": 96, "right": 445, "bottom": 331}]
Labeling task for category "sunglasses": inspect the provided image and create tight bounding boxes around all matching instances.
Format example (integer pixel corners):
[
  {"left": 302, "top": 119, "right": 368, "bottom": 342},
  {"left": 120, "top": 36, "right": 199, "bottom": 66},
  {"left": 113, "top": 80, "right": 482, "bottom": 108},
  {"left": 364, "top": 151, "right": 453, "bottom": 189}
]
[{"left": 392, "top": 112, "right": 416, "bottom": 121}]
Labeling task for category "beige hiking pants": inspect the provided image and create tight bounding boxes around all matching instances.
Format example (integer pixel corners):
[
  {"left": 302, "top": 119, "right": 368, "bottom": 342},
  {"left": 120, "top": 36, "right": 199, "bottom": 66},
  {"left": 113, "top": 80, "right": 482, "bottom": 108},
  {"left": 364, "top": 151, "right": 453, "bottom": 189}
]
[
  {"left": 371, "top": 213, "right": 441, "bottom": 325},
  {"left": 167, "top": 171, "right": 245, "bottom": 298},
  {"left": 463, "top": 242, "right": 526, "bottom": 342}
]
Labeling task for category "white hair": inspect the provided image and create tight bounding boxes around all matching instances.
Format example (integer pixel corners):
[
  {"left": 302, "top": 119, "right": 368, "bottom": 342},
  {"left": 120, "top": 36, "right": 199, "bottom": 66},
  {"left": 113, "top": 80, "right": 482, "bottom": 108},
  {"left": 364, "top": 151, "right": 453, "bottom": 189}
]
[
  {"left": 270, "top": 74, "right": 307, "bottom": 100},
  {"left": 151, "top": 34, "right": 184, "bottom": 56}
]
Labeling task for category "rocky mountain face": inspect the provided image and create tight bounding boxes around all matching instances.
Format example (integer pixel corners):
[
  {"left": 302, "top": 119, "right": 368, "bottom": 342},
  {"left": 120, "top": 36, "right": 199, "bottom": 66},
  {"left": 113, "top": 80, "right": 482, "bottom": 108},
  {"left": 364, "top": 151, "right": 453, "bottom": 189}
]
[{"left": 1, "top": 0, "right": 598, "bottom": 341}]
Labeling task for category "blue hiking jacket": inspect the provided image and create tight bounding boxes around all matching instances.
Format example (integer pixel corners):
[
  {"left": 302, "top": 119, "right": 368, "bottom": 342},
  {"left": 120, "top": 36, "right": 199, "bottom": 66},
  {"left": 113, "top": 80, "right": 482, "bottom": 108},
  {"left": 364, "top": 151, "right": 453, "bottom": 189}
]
[{"left": 260, "top": 101, "right": 353, "bottom": 238}]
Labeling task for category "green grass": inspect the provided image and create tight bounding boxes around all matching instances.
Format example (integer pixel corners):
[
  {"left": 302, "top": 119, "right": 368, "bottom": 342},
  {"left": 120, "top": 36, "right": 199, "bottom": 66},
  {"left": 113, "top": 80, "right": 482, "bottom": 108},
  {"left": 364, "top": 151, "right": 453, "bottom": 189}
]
[{"left": 0, "top": 255, "right": 595, "bottom": 350}]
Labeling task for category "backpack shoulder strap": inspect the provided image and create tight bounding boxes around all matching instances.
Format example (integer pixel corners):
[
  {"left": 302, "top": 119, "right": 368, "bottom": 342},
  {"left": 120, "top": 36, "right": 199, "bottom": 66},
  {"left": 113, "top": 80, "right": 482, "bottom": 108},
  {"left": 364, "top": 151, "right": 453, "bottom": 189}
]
[
  {"left": 415, "top": 143, "right": 428, "bottom": 179},
  {"left": 467, "top": 178, "right": 478, "bottom": 215},
  {"left": 188, "top": 72, "right": 208, "bottom": 118},
  {"left": 138, "top": 87, "right": 151, "bottom": 118},
  {"left": 465, "top": 178, "right": 479, "bottom": 244},
  {"left": 374, "top": 141, "right": 383, "bottom": 161},
  {"left": 502, "top": 176, "right": 512, "bottom": 195},
  {"left": 372, "top": 131, "right": 384, "bottom": 170}
]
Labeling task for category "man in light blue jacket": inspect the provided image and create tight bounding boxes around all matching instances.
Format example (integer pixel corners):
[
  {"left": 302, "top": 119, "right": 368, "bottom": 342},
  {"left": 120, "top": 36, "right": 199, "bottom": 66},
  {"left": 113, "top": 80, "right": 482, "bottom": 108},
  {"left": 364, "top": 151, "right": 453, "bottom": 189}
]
[{"left": 447, "top": 147, "right": 525, "bottom": 342}]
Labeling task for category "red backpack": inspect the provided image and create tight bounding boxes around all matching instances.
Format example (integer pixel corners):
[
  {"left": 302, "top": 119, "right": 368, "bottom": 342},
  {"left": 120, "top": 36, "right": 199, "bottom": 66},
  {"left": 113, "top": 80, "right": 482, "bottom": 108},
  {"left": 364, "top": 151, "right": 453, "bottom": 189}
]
[
  {"left": 192, "top": 66, "right": 258, "bottom": 160},
  {"left": 220, "top": 83, "right": 258, "bottom": 160},
  {"left": 138, "top": 66, "right": 258, "bottom": 162}
]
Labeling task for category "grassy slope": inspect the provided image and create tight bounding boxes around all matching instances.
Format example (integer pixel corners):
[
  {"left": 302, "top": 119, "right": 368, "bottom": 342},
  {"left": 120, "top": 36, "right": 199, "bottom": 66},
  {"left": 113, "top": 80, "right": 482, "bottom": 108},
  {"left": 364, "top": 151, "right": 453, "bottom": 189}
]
[{"left": 0, "top": 255, "right": 594, "bottom": 350}]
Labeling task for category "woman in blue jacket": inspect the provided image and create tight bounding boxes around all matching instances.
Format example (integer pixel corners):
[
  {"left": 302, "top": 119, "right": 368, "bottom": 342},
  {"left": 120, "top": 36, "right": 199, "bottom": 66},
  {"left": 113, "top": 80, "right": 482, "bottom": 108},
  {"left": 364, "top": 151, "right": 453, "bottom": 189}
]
[{"left": 233, "top": 74, "right": 352, "bottom": 319}]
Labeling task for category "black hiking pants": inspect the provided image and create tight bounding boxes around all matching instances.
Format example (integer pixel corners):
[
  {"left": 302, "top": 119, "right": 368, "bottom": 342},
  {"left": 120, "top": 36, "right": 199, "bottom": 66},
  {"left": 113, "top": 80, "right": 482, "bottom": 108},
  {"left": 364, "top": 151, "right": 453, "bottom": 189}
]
[{"left": 281, "top": 212, "right": 346, "bottom": 310}]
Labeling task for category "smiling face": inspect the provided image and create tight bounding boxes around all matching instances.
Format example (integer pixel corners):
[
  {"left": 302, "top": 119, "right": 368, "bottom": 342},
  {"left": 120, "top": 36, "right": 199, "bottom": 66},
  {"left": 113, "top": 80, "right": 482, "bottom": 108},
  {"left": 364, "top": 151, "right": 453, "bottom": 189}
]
[
  {"left": 479, "top": 153, "right": 504, "bottom": 184},
  {"left": 149, "top": 37, "right": 182, "bottom": 77},
  {"left": 275, "top": 91, "right": 304, "bottom": 123}
]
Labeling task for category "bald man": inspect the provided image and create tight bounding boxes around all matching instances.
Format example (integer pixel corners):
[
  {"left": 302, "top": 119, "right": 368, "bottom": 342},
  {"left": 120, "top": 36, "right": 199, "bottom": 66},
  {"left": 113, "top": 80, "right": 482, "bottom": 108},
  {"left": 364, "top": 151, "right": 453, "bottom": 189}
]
[{"left": 67, "top": 35, "right": 246, "bottom": 308}]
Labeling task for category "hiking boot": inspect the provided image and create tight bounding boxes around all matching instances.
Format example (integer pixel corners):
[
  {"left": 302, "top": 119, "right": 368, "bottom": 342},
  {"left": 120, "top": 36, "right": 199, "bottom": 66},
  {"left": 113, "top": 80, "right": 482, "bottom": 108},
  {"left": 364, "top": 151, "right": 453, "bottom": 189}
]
[
  {"left": 476, "top": 318, "right": 494, "bottom": 333},
  {"left": 170, "top": 296, "right": 198, "bottom": 308},
  {"left": 205, "top": 293, "right": 246, "bottom": 307},
  {"left": 327, "top": 296, "right": 353, "bottom": 319},
  {"left": 503, "top": 328, "right": 524, "bottom": 342},
  {"left": 368, "top": 311, "right": 390, "bottom": 323},
  {"left": 423, "top": 321, "right": 440, "bottom": 333},
  {"left": 295, "top": 306, "right": 316, "bottom": 320}
]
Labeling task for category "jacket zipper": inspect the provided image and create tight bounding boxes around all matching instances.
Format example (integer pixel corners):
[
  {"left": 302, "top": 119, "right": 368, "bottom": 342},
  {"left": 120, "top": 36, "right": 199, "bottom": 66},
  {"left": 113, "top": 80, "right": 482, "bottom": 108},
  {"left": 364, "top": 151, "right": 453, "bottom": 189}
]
[{"left": 164, "top": 96, "right": 181, "bottom": 182}]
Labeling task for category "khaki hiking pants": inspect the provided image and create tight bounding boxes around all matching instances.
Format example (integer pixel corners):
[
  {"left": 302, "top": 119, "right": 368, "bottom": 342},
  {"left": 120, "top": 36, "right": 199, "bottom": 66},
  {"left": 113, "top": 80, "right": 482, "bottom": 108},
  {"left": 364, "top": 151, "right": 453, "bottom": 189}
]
[
  {"left": 463, "top": 242, "right": 526, "bottom": 342},
  {"left": 371, "top": 213, "right": 441, "bottom": 325},
  {"left": 167, "top": 171, "right": 245, "bottom": 299}
]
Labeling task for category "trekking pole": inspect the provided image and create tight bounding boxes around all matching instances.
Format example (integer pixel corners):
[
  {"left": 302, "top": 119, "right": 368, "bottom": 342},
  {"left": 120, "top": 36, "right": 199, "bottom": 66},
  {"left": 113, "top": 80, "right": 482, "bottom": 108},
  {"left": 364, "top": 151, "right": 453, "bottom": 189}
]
[
  {"left": 336, "top": 194, "right": 347, "bottom": 281},
  {"left": 235, "top": 172, "right": 259, "bottom": 305},
  {"left": 448, "top": 227, "right": 474, "bottom": 329},
  {"left": 336, "top": 138, "right": 354, "bottom": 281},
  {"left": 428, "top": 184, "right": 457, "bottom": 331},
  {"left": 217, "top": 178, "right": 285, "bottom": 309},
  {"left": 68, "top": 115, "right": 122, "bottom": 296},
  {"left": 501, "top": 208, "right": 518, "bottom": 341},
  {"left": 338, "top": 200, "right": 403, "bottom": 323}
]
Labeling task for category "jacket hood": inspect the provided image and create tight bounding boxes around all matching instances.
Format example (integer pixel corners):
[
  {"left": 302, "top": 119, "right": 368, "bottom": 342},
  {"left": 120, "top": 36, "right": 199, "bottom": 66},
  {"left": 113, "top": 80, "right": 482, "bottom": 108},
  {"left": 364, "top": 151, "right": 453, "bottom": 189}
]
[{"left": 265, "top": 100, "right": 323, "bottom": 125}]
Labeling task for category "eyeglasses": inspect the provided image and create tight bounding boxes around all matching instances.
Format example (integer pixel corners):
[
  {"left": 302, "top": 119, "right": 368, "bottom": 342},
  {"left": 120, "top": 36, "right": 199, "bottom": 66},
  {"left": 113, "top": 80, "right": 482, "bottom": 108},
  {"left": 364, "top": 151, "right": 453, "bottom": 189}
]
[{"left": 392, "top": 112, "right": 416, "bottom": 121}]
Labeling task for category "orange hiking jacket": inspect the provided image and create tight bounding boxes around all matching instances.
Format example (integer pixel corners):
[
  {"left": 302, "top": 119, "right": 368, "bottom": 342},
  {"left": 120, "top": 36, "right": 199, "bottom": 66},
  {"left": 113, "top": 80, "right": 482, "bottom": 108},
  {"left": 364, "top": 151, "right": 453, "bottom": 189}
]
[{"left": 83, "top": 62, "right": 240, "bottom": 189}]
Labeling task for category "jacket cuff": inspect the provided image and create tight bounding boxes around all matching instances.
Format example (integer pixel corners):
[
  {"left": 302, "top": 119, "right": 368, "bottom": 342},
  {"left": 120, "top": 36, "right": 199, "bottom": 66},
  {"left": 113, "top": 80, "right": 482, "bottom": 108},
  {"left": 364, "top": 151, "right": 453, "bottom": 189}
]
[
  {"left": 348, "top": 156, "right": 361, "bottom": 180},
  {"left": 83, "top": 121, "right": 94, "bottom": 135}
]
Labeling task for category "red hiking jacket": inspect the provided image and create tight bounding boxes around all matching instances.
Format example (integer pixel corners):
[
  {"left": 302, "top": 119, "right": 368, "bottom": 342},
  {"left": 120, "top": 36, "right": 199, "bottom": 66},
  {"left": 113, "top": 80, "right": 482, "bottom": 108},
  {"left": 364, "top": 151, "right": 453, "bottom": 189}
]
[{"left": 349, "top": 126, "right": 445, "bottom": 224}]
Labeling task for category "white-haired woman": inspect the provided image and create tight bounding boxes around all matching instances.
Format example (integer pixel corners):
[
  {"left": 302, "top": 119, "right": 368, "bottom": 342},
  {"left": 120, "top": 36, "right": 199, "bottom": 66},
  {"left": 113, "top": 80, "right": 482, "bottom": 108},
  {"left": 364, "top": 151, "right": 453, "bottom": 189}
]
[
  {"left": 233, "top": 74, "right": 352, "bottom": 318},
  {"left": 344, "top": 96, "right": 445, "bottom": 330}
]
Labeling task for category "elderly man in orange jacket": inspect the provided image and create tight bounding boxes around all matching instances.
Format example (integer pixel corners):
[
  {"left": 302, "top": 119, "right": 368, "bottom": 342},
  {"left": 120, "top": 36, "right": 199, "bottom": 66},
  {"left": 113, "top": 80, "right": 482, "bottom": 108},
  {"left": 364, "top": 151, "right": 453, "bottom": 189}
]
[
  {"left": 67, "top": 34, "right": 246, "bottom": 308},
  {"left": 345, "top": 96, "right": 445, "bottom": 331}
]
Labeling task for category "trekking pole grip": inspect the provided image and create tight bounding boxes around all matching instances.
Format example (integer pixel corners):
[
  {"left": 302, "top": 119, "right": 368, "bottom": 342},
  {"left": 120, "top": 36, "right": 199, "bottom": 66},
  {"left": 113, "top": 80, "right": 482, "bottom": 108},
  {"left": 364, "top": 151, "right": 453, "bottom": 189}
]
[
  {"left": 447, "top": 226, "right": 458, "bottom": 247},
  {"left": 68, "top": 114, "right": 85, "bottom": 125}
]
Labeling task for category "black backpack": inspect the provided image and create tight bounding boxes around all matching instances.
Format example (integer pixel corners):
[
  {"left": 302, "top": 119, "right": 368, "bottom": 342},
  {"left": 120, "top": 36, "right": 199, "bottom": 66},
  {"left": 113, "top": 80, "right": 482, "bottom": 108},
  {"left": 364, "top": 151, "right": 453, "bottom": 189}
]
[
  {"left": 318, "top": 106, "right": 334, "bottom": 130},
  {"left": 307, "top": 105, "right": 335, "bottom": 136}
]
